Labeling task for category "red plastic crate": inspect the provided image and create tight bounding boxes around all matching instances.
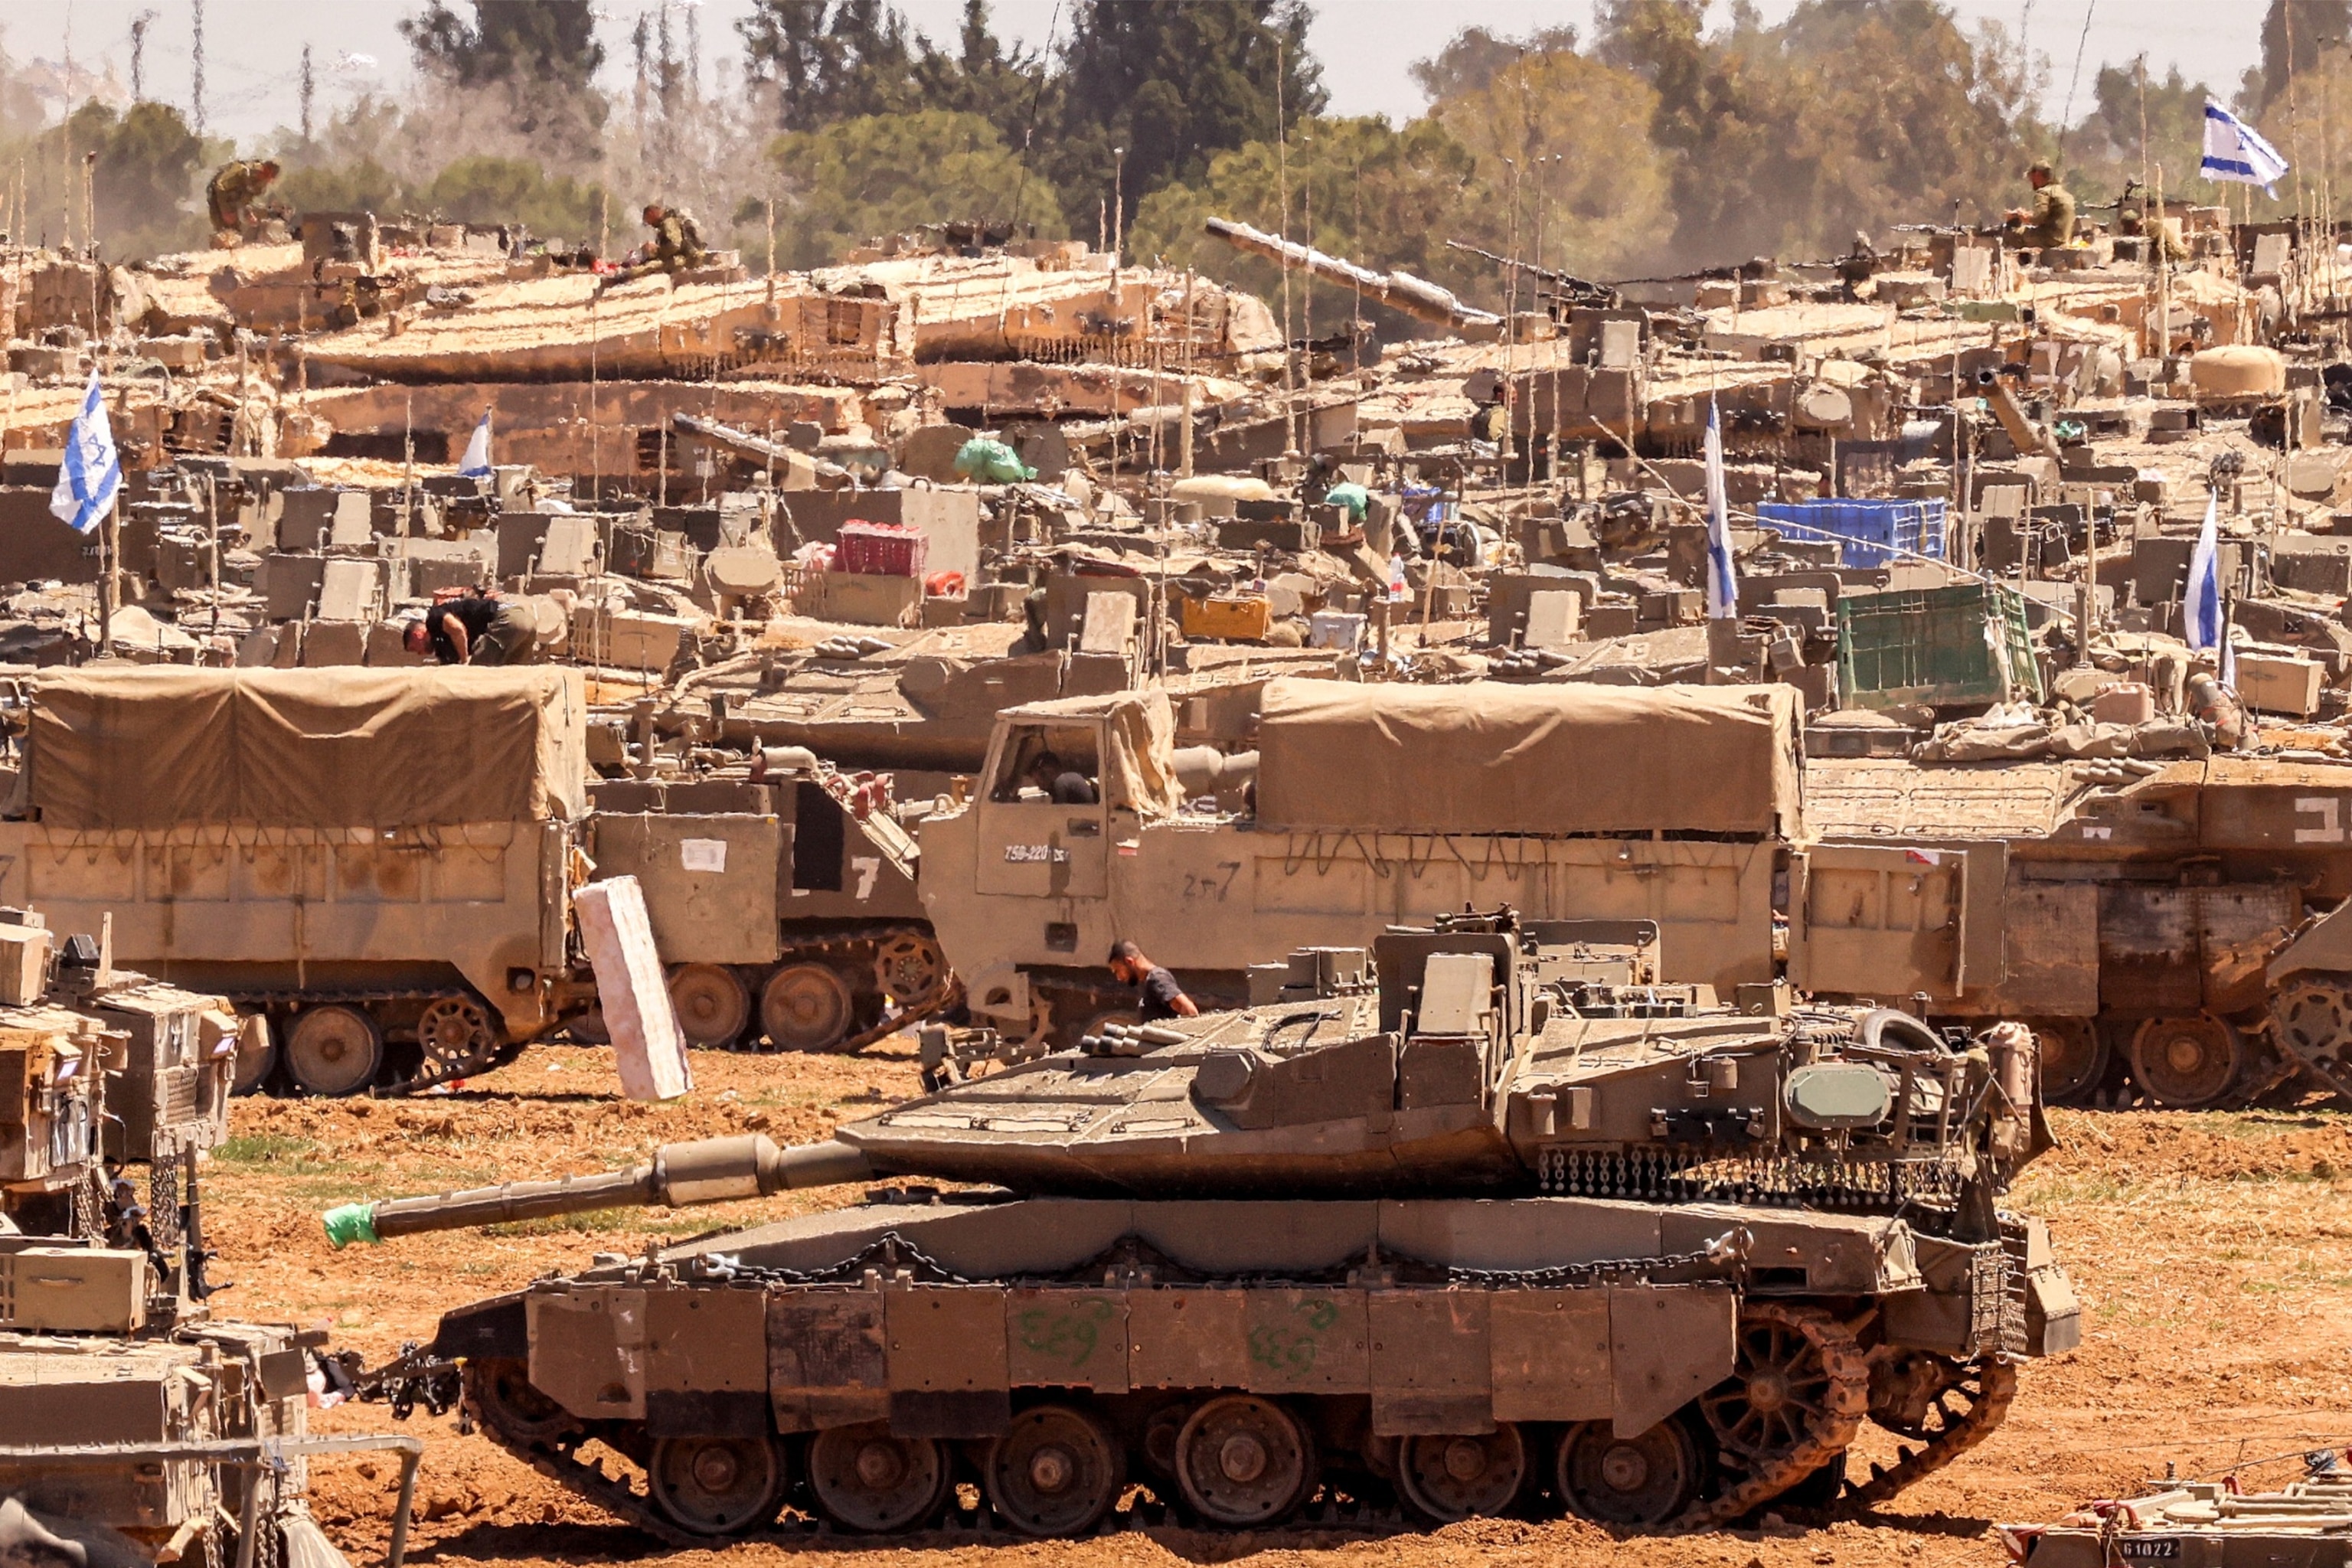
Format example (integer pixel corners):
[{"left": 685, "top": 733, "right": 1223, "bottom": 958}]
[{"left": 834, "top": 519, "right": 929, "bottom": 577}]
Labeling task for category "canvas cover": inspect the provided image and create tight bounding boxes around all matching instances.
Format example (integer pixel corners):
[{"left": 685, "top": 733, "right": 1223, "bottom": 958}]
[
  {"left": 28, "top": 666, "right": 589, "bottom": 831},
  {"left": 1253, "top": 678, "right": 1803, "bottom": 839},
  {"left": 998, "top": 688, "right": 1185, "bottom": 818}
]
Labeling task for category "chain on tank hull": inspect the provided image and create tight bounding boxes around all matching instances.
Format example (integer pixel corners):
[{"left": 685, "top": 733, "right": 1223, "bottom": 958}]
[{"left": 409, "top": 1190, "right": 2051, "bottom": 1539}]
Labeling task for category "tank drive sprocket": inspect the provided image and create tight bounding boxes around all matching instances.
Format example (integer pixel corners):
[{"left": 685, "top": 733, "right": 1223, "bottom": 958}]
[
  {"left": 1842, "top": 1349, "right": 2020, "bottom": 1510},
  {"left": 1688, "top": 1302, "right": 1871, "bottom": 1524}
]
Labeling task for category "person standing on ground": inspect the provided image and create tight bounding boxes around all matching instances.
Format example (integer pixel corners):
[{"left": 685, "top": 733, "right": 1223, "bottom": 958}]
[{"left": 1109, "top": 940, "right": 1198, "bottom": 1022}]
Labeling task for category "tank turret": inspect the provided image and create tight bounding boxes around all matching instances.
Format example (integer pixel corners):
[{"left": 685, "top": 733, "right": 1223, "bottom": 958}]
[
  {"left": 345, "top": 913, "right": 2078, "bottom": 1542},
  {"left": 334, "top": 913, "right": 2047, "bottom": 1233}
]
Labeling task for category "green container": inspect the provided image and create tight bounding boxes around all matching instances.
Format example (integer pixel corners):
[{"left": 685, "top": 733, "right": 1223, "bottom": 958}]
[{"left": 1835, "top": 582, "right": 2042, "bottom": 710}]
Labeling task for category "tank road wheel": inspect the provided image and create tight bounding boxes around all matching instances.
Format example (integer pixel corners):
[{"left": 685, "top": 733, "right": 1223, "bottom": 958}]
[
  {"left": 984, "top": 1403, "right": 1126, "bottom": 1538},
  {"left": 1695, "top": 1302, "right": 1870, "bottom": 1520},
  {"left": 872, "top": 930, "right": 947, "bottom": 1011},
  {"left": 462, "top": 1359, "right": 578, "bottom": 1445},
  {"left": 416, "top": 996, "right": 498, "bottom": 1080},
  {"left": 2267, "top": 978, "right": 2352, "bottom": 1102},
  {"left": 668, "top": 965, "right": 753, "bottom": 1047},
  {"left": 1555, "top": 1419, "right": 1703, "bottom": 1526},
  {"left": 284, "top": 1004, "right": 383, "bottom": 1097},
  {"left": 1397, "top": 1427, "right": 1528, "bottom": 1523},
  {"left": 805, "top": 1423, "right": 949, "bottom": 1533},
  {"left": 648, "top": 1434, "right": 789, "bottom": 1536},
  {"left": 761, "top": 963, "right": 856, "bottom": 1053},
  {"left": 1174, "top": 1394, "right": 1312, "bottom": 1527},
  {"left": 2128, "top": 1014, "right": 2245, "bottom": 1109},
  {"left": 2033, "top": 1018, "right": 2109, "bottom": 1106},
  {"left": 1847, "top": 1351, "right": 2020, "bottom": 1508}
]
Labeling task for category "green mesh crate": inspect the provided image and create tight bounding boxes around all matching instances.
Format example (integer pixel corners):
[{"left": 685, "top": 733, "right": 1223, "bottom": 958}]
[{"left": 1835, "top": 582, "right": 2041, "bottom": 710}]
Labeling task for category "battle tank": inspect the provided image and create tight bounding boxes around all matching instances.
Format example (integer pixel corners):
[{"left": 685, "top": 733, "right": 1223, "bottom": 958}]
[{"left": 336, "top": 913, "right": 2077, "bottom": 1542}]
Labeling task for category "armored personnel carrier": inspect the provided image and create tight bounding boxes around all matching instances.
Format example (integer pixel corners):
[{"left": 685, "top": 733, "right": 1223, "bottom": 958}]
[
  {"left": 0, "top": 910, "right": 418, "bottom": 1568},
  {"left": 335, "top": 913, "right": 2076, "bottom": 1541}
]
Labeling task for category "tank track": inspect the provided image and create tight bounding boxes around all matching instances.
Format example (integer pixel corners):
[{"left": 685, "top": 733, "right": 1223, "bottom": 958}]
[
  {"left": 233, "top": 988, "right": 523, "bottom": 1096},
  {"left": 463, "top": 1366, "right": 704, "bottom": 1549},
  {"left": 743, "top": 923, "right": 953, "bottom": 1054},
  {"left": 1841, "top": 1356, "right": 2019, "bottom": 1511},
  {"left": 1683, "top": 1302, "right": 1872, "bottom": 1527}
]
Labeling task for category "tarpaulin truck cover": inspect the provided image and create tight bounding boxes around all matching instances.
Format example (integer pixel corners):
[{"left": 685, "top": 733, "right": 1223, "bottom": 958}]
[
  {"left": 1252, "top": 678, "right": 1802, "bottom": 839},
  {"left": 26, "top": 665, "right": 589, "bottom": 831}
]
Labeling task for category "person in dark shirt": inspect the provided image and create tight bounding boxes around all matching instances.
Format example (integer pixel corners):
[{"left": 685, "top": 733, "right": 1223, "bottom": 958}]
[
  {"left": 1029, "top": 750, "right": 1100, "bottom": 805},
  {"left": 1109, "top": 939, "right": 1197, "bottom": 1022},
  {"left": 403, "top": 593, "right": 541, "bottom": 666}
]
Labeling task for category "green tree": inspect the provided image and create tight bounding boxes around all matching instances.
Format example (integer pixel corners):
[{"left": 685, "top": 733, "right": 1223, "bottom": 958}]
[
  {"left": 2252, "top": 0, "right": 2350, "bottom": 115},
  {"left": 1429, "top": 49, "right": 1674, "bottom": 281},
  {"left": 739, "top": 0, "right": 923, "bottom": 129},
  {"left": 766, "top": 109, "right": 1066, "bottom": 269},
  {"left": 403, "top": 0, "right": 608, "bottom": 149},
  {"left": 403, "top": 0, "right": 606, "bottom": 90},
  {"left": 2063, "top": 59, "right": 2216, "bottom": 215},
  {"left": 21, "top": 99, "right": 211, "bottom": 259},
  {"left": 1409, "top": 23, "right": 1582, "bottom": 103},
  {"left": 1596, "top": 0, "right": 2037, "bottom": 266},
  {"left": 913, "top": 0, "right": 1057, "bottom": 150},
  {"left": 420, "top": 155, "right": 606, "bottom": 240},
  {"left": 1047, "top": 1, "right": 1326, "bottom": 231},
  {"left": 277, "top": 158, "right": 407, "bottom": 217}
]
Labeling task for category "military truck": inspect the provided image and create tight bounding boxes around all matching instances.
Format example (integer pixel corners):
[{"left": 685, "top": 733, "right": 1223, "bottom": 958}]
[
  {"left": 917, "top": 680, "right": 1954, "bottom": 1049},
  {"left": 583, "top": 760, "right": 945, "bottom": 1050},
  {"left": 920, "top": 681, "right": 2352, "bottom": 1111},
  {"left": 334, "top": 913, "right": 2073, "bottom": 1539},
  {"left": 0, "top": 666, "right": 590, "bottom": 1097}
]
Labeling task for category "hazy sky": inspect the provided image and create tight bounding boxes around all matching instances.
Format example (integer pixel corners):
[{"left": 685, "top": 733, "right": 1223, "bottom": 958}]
[{"left": 0, "top": 1, "right": 2267, "bottom": 147}]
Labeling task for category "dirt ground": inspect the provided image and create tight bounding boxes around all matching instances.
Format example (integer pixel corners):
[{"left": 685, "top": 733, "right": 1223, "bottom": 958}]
[{"left": 201, "top": 1038, "right": 2352, "bottom": 1568}]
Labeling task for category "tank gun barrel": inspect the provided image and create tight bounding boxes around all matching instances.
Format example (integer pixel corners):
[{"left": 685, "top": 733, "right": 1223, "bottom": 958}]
[
  {"left": 1203, "top": 217, "right": 1501, "bottom": 332},
  {"left": 322, "top": 1135, "right": 874, "bottom": 1246}
]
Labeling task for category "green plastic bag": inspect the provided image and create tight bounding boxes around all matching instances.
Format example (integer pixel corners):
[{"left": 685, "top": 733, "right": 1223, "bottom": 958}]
[
  {"left": 1323, "top": 482, "right": 1371, "bottom": 522},
  {"left": 954, "top": 437, "right": 1037, "bottom": 484},
  {"left": 321, "top": 1202, "right": 381, "bottom": 1249}
]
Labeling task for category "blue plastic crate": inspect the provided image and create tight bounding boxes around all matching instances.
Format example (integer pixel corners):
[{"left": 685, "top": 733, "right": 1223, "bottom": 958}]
[{"left": 1754, "top": 498, "right": 1947, "bottom": 570}]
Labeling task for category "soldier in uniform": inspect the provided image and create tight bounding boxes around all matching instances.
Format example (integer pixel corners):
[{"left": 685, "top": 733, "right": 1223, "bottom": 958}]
[
  {"left": 2005, "top": 161, "right": 2076, "bottom": 251},
  {"left": 205, "top": 158, "right": 281, "bottom": 240},
  {"left": 600, "top": 203, "right": 710, "bottom": 289}
]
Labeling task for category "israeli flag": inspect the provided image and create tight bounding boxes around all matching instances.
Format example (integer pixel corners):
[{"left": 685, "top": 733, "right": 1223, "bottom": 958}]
[
  {"left": 49, "top": 370, "right": 119, "bottom": 536},
  {"left": 457, "top": 410, "right": 493, "bottom": 478},
  {"left": 2183, "top": 491, "right": 2223, "bottom": 652},
  {"left": 1704, "top": 394, "right": 1737, "bottom": 619},
  {"left": 2203, "top": 100, "right": 2290, "bottom": 198}
]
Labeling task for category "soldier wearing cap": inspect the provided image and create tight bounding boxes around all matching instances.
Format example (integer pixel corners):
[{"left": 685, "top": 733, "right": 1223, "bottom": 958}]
[{"left": 2006, "top": 162, "right": 2076, "bottom": 250}]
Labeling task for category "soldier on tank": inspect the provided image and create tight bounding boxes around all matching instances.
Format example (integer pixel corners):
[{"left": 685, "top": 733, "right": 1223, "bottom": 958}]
[
  {"left": 600, "top": 203, "right": 710, "bottom": 289},
  {"left": 2006, "top": 161, "right": 2077, "bottom": 251},
  {"left": 205, "top": 158, "right": 281, "bottom": 240},
  {"left": 403, "top": 591, "right": 541, "bottom": 667}
]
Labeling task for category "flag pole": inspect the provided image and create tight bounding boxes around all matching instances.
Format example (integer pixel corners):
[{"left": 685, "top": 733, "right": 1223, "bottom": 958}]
[{"left": 100, "top": 492, "right": 116, "bottom": 653}]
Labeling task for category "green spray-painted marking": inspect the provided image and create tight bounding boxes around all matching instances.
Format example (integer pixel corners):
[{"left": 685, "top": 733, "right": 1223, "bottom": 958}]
[
  {"left": 1248, "top": 1298, "right": 1341, "bottom": 1375},
  {"left": 1017, "top": 1298, "right": 1115, "bottom": 1368}
]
